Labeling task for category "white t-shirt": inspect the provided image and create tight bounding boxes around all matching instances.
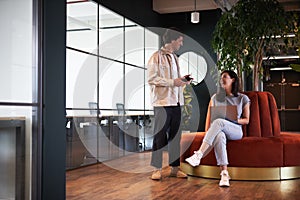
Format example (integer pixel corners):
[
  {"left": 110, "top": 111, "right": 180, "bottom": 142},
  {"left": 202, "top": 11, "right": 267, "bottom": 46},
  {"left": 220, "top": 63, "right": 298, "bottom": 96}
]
[{"left": 169, "top": 53, "right": 179, "bottom": 103}]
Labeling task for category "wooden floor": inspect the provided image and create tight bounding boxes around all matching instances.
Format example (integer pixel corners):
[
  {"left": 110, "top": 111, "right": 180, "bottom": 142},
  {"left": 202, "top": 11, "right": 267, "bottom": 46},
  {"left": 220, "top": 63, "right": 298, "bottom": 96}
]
[{"left": 66, "top": 152, "right": 300, "bottom": 200}]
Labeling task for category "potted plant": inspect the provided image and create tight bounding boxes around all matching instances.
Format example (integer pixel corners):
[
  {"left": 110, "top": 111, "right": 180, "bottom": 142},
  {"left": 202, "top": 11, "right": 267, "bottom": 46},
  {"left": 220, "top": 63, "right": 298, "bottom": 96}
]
[
  {"left": 181, "top": 83, "right": 194, "bottom": 133},
  {"left": 211, "top": 0, "right": 299, "bottom": 91}
]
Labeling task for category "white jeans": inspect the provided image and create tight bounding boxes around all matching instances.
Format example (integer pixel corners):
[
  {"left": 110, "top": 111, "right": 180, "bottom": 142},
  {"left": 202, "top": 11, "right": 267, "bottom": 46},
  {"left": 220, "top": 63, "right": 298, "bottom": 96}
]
[{"left": 203, "top": 118, "right": 243, "bottom": 166}]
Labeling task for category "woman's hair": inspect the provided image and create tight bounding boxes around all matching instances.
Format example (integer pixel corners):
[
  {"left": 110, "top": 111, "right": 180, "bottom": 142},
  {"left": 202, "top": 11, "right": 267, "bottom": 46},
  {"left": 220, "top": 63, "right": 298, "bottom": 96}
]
[
  {"left": 162, "top": 27, "right": 183, "bottom": 45},
  {"left": 216, "top": 70, "right": 239, "bottom": 102}
]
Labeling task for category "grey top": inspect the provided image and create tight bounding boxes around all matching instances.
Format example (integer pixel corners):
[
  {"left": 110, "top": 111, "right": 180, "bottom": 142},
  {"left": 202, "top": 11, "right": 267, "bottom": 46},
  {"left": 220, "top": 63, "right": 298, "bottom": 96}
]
[{"left": 211, "top": 93, "right": 250, "bottom": 119}]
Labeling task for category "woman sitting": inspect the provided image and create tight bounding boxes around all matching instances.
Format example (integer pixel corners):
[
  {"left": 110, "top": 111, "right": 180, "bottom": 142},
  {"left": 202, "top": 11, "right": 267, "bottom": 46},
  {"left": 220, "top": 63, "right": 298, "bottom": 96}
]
[{"left": 185, "top": 70, "right": 250, "bottom": 187}]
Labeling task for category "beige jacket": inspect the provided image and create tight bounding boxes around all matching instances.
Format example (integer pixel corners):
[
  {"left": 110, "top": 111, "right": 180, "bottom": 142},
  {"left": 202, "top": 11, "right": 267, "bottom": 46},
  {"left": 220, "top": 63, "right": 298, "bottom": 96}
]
[{"left": 147, "top": 47, "right": 184, "bottom": 107}]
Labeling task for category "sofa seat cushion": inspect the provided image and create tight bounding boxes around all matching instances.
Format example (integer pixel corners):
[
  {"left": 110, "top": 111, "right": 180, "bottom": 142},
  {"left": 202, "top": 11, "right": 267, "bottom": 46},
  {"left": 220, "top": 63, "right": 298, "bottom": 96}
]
[
  {"left": 227, "top": 136, "right": 283, "bottom": 167},
  {"left": 280, "top": 132, "right": 300, "bottom": 166},
  {"left": 181, "top": 132, "right": 284, "bottom": 167}
]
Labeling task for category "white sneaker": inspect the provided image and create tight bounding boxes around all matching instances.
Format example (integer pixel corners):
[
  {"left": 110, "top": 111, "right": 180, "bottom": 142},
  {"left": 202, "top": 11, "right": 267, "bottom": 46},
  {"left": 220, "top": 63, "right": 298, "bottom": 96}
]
[
  {"left": 219, "top": 170, "right": 230, "bottom": 187},
  {"left": 151, "top": 169, "right": 162, "bottom": 180},
  {"left": 185, "top": 151, "right": 203, "bottom": 167}
]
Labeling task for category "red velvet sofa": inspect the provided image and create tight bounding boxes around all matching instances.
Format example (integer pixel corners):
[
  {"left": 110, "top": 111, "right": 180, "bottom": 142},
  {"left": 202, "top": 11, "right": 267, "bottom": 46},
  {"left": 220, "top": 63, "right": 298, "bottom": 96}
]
[{"left": 180, "top": 91, "right": 300, "bottom": 180}]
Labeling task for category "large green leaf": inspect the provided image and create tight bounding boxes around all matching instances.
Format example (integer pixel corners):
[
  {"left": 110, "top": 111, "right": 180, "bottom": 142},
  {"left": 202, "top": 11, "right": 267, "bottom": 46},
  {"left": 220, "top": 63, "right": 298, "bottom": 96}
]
[{"left": 290, "top": 64, "right": 300, "bottom": 72}]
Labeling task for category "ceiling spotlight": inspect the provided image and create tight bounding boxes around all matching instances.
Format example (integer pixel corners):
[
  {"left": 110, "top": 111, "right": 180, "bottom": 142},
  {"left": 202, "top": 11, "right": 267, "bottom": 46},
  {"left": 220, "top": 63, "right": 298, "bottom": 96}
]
[{"left": 191, "top": 0, "right": 199, "bottom": 23}]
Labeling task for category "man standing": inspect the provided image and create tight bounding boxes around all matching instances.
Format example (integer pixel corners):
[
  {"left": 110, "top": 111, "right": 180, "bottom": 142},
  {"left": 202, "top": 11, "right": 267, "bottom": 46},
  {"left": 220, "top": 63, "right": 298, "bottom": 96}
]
[{"left": 147, "top": 28, "right": 190, "bottom": 180}]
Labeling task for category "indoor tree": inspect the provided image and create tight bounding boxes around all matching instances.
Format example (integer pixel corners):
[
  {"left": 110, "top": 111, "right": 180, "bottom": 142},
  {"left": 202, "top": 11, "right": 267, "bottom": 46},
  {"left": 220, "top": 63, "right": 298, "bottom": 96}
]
[{"left": 212, "top": 0, "right": 298, "bottom": 91}]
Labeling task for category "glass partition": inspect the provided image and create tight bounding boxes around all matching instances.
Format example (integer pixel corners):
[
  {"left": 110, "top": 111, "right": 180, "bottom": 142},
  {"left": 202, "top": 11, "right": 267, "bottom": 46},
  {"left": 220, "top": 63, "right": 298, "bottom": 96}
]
[
  {"left": 0, "top": 0, "right": 38, "bottom": 199},
  {"left": 145, "top": 28, "right": 160, "bottom": 63},
  {"left": 125, "top": 65, "right": 145, "bottom": 110},
  {"left": 67, "top": 1, "right": 97, "bottom": 53},
  {"left": 99, "top": 59, "right": 124, "bottom": 111},
  {"left": 66, "top": 2, "right": 159, "bottom": 169},
  {"left": 99, "top": 6, "right": 124, "bottom": 62},
  {"left": 125, "top": 21, "right": 144, "bottom": 66},
  {"left": 66, "top": 49, "right": 98, "bottom": 112},
  {"left": 0, "top": 1, "right": 35, "bottom": 103}
]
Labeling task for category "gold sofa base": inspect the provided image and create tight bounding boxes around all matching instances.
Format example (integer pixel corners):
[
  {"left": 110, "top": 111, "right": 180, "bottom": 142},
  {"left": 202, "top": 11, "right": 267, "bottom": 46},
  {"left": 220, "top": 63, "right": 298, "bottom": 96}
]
[{"left": 181, "top": 162, "right": 300, "bottom": 180}]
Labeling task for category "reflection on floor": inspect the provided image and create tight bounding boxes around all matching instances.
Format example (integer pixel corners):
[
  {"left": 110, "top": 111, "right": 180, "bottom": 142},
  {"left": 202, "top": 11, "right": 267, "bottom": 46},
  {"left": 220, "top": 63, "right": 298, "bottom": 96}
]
[{"left": 66, "top": 151, "right": 300, "bottom": 200}]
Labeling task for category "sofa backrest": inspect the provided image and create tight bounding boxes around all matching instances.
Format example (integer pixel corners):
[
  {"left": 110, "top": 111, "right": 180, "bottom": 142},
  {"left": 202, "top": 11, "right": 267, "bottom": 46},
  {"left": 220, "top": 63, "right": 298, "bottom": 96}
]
[
  {"left": 205, "top": 91, "right": 281, "bottom": 137},
  {"left": 242, "top": 91, "right": 281, "bottom": 137}
]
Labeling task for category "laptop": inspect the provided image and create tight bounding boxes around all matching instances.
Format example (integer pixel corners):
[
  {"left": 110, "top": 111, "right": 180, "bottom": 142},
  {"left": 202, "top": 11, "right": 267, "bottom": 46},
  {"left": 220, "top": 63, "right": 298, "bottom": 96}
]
[{"left": 210, "top": 105, "right": 238, "bottom": 123}]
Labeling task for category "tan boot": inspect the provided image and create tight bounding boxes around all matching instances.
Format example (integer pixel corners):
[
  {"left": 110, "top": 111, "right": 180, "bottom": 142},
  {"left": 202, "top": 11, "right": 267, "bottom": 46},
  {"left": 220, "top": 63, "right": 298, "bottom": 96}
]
[
  {"left": 151, "top": 169, "right": 162, "bottom": 180},
  {"left": 170, "top": 167, "right": 188, "bottom": 178}
]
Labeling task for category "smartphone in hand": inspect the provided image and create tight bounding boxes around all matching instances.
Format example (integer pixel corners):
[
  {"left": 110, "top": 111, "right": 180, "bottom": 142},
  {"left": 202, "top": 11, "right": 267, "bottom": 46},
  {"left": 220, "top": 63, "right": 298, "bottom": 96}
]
[{"left": 182, "top": 74, "right": 193, "bottom": 82}]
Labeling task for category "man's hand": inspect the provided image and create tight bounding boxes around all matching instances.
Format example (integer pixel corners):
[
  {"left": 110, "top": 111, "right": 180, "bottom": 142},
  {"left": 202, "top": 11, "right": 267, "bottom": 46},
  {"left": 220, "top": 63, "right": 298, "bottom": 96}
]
[{"left": 174, "top": 78, "right": 188, "bottom": 87}]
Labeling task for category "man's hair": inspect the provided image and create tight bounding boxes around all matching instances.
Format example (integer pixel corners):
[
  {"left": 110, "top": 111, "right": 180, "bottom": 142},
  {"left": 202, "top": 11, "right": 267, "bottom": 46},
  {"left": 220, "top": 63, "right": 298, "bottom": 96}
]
[{"left": 162, "top": 27, "right": 183, "bottom": 45}]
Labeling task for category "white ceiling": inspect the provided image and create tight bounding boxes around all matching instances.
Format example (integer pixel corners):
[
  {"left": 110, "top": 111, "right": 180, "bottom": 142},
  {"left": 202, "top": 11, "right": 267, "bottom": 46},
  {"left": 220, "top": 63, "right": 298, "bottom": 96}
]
[{"left": 153, "top": 0, "right": 300, "bottom": 14}]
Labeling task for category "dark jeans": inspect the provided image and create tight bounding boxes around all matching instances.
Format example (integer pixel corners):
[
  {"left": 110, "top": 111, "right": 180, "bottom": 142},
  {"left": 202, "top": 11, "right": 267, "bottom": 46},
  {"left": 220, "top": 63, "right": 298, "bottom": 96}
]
[{"left": 151, "top": 105, "right": 182, "bottom": 168}]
